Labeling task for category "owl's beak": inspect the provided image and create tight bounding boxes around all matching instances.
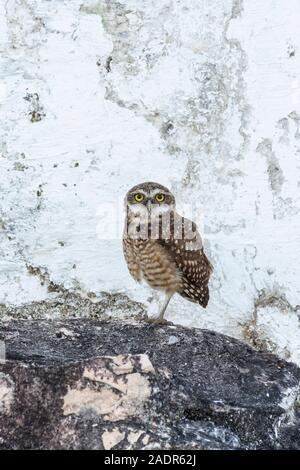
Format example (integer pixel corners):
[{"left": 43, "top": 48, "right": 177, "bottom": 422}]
[{"left": 147, "top": 200, "right": 152, "bottom": 214}]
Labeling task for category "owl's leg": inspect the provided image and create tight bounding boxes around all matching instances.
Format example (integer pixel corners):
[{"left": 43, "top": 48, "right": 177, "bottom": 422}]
[
  {"left": 158, "top": 292, "right": 173, "bottom": 321},
  {"left": 144, "top": 292, "right": 174, "bottom": 325}
]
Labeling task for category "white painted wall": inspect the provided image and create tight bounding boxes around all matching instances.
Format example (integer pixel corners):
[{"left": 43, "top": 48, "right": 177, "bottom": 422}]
[{"left": 1, "top": 1, "right": 299, "bottom": 363}]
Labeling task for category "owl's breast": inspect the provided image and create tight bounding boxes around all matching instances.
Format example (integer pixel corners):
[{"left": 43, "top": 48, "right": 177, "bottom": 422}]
[{"left": 133, "top": 240, "right": 181, "bottom": 293}]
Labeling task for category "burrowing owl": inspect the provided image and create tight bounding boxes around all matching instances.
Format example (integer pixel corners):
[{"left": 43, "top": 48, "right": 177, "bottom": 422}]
[{"left": 123, "top": 182, "right": 213, "bottom": 323}]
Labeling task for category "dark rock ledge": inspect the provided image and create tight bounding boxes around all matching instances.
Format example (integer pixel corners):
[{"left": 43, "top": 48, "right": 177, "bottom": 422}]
[{"left": 0, "top": 318, "right": 299, "bottom": 450}]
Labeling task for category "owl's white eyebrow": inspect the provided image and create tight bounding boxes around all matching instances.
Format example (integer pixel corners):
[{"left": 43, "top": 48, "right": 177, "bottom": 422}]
[
  {"left": 131, "top": 189, "right": 147, "bottom": 195},
  {"left": 130, "top": 189, "right": 167, "bottom": 197},
  {"left": 150, "top": 189, "right": 167, "bottom": 196}
]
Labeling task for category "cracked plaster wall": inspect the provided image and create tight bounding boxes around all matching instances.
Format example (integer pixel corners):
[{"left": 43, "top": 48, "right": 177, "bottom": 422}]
[{"left": 0, "top": 1, "right": 299, "bottom": 363}]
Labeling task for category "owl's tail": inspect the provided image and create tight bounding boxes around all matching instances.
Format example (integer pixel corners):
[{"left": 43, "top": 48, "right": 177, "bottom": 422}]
[{"left": 179, "top": 278, "right": 210, "bottom": 308}]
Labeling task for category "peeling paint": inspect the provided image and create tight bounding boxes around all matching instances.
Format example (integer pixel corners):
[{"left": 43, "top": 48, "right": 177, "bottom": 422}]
[
  {"left": 256, "top": 139, "right": 284, "bottom": 194},
  {"left": 242, "top": 290, "right": 300, "bottom": 364}
]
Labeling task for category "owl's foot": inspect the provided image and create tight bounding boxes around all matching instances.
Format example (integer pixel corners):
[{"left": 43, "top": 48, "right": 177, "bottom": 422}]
[
  {"left": 144, "top": 317, "right": 173, "bottom": 326},
  {"left": 142, "top": 292, "right": 174, "bottom": 325}
]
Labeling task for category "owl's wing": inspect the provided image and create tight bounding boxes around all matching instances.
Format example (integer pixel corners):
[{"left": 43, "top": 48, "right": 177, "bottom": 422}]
[{"left": 158, "top": 214, "right": 213, "bottom": 307}]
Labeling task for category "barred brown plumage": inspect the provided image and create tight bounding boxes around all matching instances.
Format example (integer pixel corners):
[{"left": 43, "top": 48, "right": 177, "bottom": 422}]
[{"left": 123, "top": 182, "right": 213, "bottom": 323}]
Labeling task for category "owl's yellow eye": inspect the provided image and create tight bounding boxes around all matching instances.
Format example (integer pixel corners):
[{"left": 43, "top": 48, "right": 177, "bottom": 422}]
[
  {"left": 155, "top": 194, "right": 165, "bottom": 203},
  {"left": 134, "top": 193, "right": 144, "bottom": 202}
]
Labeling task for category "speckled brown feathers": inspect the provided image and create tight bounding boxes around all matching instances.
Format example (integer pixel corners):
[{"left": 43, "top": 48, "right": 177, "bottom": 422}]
[
  {"left": 159, "top": 218, "right": 213, "bottom": 307},
  {"left": 123, "top": 238, "right": 181, "bottom": 293}
]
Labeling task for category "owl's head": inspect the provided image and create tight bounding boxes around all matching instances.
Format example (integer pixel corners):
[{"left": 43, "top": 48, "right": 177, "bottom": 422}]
[{"left": 125, "top": 182, "right": 175, "bottom": 219}]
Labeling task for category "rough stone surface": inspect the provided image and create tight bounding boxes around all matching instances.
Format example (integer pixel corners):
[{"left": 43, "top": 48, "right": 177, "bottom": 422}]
[
  {"left": 0, "top": 319, "right": 300, "bottom": 450},
  {"left": 0, "top": 1, "right": 300, "bottom": 364}
]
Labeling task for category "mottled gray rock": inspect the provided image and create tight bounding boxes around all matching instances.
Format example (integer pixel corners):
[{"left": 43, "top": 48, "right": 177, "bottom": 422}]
[{"left": 0, "top": 319, "right": 299, "bottom": 450}]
